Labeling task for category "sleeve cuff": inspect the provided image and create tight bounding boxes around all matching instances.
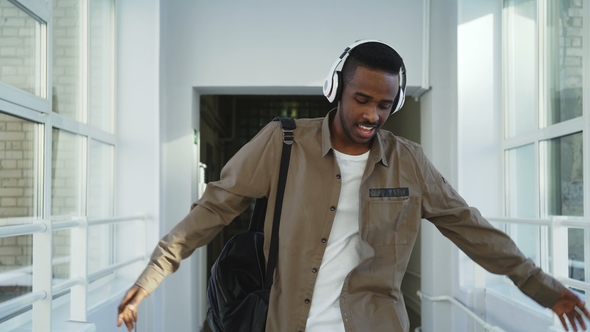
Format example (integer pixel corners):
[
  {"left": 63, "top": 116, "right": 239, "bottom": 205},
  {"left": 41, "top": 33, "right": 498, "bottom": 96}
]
[
  {"left": 520, "top": 271, "right": 565, "bottom": 308},
  {"left": 134, "top": 264, "right": 166, "bottom": 295}
]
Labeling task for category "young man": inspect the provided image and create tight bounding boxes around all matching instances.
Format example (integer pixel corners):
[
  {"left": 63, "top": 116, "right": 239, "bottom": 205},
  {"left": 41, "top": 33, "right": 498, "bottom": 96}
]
[{"left": 118, "top": 41, "right": 590, "bottom": 331}]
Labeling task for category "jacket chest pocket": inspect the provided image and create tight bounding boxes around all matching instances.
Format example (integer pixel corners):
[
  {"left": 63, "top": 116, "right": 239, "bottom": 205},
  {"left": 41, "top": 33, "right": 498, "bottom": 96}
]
[{"left": 367, "top": 198, "right": 413, "bottom": 246}]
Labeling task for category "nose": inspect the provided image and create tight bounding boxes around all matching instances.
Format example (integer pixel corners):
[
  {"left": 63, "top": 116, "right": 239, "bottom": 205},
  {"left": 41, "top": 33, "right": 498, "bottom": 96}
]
[{"left": 363, "top": 104, "right": 379, "bottom": 124}]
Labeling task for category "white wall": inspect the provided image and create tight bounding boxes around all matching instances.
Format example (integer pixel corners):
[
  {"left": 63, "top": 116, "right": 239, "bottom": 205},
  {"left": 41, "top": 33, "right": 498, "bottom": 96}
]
[
  {"left": 163, "top": 0, "right": 428, "bottom": 96},
  {"left": 111, "top": 0, "right": 162, "bottom": 331},
  {"left": 419, "top": 0, "right": 458, "bottom": 330}
]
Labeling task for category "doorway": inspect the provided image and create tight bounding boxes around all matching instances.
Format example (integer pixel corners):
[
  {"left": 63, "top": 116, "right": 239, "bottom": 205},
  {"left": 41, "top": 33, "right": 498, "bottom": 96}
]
[{"left": 199, "top": 94, "right": 421, "bottom": 331}]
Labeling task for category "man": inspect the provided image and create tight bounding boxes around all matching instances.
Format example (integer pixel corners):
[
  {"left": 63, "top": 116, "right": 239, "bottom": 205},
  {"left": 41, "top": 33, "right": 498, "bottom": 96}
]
[{"left": 118, "top": 41, "right": 590, "bottom": 331}]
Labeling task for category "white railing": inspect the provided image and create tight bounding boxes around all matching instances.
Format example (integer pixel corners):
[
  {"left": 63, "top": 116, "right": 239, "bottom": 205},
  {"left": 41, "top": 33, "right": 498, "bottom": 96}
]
[
  {"left": 0, "top": 223, "right": 47, "bottom": 238},
  {"left": 486, "top": 216, "right": 590, "bottom": 295},
  {"left": 417, "top": 291, "right": 507, "bottom": 332},
  {"left": 0, "top": 291, "right": 46, "bottom": 322},
  {"left": 0, "top": 215, "right": 147, "bottom": 331}
]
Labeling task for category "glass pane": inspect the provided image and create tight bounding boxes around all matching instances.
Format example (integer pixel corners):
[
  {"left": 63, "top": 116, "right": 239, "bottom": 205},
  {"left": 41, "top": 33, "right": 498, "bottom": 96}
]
[
  {"left": 53, "top": 229, "right": 70, "bottom": 280},
  {"left": 88, "top": 224, "right": 110, "bottom": 274},
  {"left": 88, "top": 139, "right": 113, "bottom": 274},
  {"left": 506, "top": 144, "right": 541, "bottom": 266},
  {"left": 546, "top": 132, "right": 583, "bottom": 216},
  {"left": 53, "top": 0, "right": 82, "bottom": 121},
  {"left": 88, "top": 140, "right": 112, "bottom": 218},
  {"left": 506, "top": 144, "right": 536, "bottom": 218},
  {"left": 504, "top": 0, "right": 537, "bottom": 137},
  {"left": 88, "top": 0, "right": 114, "bottom": 133},
  {"left": 545, "top": 0, "right": 585, "bottom": 126},
  {"left": 51, "top": 129, "right": 85, "bottom": 218},
  {"left": 0, "top": 113, "right": 38, "bottom": 225},
  {"left": 511, "top": 225, "right": 542, "bottom": 266},
  {"left": 0, "top": 235, "right": 32, "bottom": 303},
  {"left": 0, "top": 0, "right": 41, "bottom": 96},
  {"left": 568, "top": 228, "right": 584, "bottom": 282}
]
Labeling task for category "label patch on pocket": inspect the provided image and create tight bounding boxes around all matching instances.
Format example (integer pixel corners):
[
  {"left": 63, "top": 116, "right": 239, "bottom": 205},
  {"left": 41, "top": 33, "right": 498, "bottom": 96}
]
[{"left": 369, "top": 188, "right": 409, "bottom": 197}]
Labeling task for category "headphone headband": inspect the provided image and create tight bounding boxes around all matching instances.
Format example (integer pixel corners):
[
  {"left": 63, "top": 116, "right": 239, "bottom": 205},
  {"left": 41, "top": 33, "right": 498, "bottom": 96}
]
[{"left": 322, "top": 40, "right": 406, "bottom": 115}]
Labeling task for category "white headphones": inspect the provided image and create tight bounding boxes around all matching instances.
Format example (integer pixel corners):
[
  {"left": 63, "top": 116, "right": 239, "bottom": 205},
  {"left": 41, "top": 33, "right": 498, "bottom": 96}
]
[{"left": 322, "top": 40, "right": 407, "bottom": 115}]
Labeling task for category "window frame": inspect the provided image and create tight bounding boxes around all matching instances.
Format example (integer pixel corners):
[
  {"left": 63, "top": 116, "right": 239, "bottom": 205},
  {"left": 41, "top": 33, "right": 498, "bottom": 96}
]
[
  {"left": 501, "top": 0, "right": 590, "bottom": 304},
  {"left": 0, "top": 0, "right": 129, "bottom": 330}
]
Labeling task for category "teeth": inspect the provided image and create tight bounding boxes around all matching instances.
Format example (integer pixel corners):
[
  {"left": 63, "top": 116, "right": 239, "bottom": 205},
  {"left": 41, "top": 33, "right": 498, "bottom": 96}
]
[{"left": 359, "top": 125, "right": 373, "bottom": 131}]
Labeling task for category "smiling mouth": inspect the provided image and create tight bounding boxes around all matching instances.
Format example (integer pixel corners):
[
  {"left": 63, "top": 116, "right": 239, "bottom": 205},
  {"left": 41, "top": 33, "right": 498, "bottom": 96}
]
[{"left": 357, "top": 124, "right": 376, "bottom": 138}]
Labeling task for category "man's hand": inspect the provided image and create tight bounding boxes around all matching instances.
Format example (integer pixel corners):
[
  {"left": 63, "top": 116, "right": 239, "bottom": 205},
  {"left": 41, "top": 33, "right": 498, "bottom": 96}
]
[
  {"left": 552, "top": 288, "right": 590, "bottom": 331},
  {"left": 117, "top": 285, "right": 149, "bottom": 331}
]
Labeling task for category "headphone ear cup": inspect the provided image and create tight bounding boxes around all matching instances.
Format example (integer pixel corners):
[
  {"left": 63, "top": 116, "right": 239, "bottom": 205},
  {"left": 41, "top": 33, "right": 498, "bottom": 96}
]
[
  {"left": 391, "top": 86, "right": 406, "bottom": 114},
  {"left": 333, "top": 71, "right": 343, "bottom": 103},
  {"left": 324, "top": 70, "right": 339, "bottom": 103}
]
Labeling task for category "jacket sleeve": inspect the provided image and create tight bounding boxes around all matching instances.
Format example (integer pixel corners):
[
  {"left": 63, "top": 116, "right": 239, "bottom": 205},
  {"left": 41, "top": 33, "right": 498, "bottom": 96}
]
[
  {"left": 416, "top": 146, "right": 564, "bottom": 308},
  {"left": 135, "top": 121, "right": 282, "bottom": 294}
]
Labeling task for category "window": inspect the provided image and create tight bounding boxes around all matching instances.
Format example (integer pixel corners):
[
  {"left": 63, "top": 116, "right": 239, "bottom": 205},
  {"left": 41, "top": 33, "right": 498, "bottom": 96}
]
[
  {"left": 0, "top": 0, "right": 121, "bottom": 329},
  {"left": 503, "top": 0, "right": 588, "bottom": 295},
  {"left": 0, "top": 0, "right": 44, "bottom": 97}
]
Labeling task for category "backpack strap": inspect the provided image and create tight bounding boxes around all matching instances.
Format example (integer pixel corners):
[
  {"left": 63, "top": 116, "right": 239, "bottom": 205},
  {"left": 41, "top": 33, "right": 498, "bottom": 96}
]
[{"left": 264, "top": 116, "right": 295, "bottom": 289}]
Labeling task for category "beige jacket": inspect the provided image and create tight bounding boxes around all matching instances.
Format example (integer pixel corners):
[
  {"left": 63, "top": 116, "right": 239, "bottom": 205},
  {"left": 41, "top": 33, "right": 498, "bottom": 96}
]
[{"left": 135, "top": 111, "right": 563, "bottom": 332}]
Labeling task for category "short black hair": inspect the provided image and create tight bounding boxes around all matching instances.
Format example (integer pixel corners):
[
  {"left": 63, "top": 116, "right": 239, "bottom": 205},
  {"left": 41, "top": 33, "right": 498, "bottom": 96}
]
[{"left": 340, "top": 42, "right": 404, "bottom": 94}]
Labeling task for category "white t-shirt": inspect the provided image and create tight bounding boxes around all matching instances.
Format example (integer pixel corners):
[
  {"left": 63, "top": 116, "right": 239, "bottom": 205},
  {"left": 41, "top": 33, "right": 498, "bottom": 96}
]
[{"left": 305, "top": 150, "right": 369, "bottom": 332}]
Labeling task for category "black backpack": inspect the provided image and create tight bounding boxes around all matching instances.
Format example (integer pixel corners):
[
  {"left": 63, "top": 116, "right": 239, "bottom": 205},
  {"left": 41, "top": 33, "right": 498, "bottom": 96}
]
[{"left": 206, "top": 117, "right": 295, "bottom": 332}]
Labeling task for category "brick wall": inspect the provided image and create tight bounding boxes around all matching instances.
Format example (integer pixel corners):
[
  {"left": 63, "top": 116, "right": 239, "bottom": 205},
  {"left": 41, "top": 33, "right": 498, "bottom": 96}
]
[
  {"left": 553, "top": 0, "right": 584, "bottom": 122},
  {"left": 88, "top": 0, "right": 112, "bottom": 132},
  {"left": 0, "top": 0, "right": 37, "bottom": 95},
  {"left": 0, "top": 112, "right": 35, "bottom": 276},
  {"left": 0, "top": 0, "right": 115, "bottom": 293},
  {"left": 0, "top": 113, "right": 35, "bottom": 221},
  {"left": 51, "top": 129, "right": 83, "bottom": 279},
  {"left": 52, "top": 0, "right": 81, "bottom": 121}
]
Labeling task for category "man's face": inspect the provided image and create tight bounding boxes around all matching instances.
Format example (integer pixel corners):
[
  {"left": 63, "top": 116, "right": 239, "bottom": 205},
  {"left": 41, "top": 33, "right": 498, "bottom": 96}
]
[{"left": 331, "top": 66, "right": 400, "bottom": 154}]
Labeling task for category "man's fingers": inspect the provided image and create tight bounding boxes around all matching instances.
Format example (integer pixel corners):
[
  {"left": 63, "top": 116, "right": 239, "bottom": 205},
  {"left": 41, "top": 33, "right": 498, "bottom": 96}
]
[
  {"left": 560, "top": 314, "right": 570, "bottom": 332},
  {"left": 123, "top": 308, "right": 135, "bottom": 331},
  {"left": 127, "top": 303, "right": 138, "bottom": 322},
  {"left": 118, "top": 288, "right": 137, "bottom": 312},
  {"left": 116, "top": 286, "right": 148, "bottom": 330},
  {"left": 566, "top": 310, "right": 578, "bottom": 332}
]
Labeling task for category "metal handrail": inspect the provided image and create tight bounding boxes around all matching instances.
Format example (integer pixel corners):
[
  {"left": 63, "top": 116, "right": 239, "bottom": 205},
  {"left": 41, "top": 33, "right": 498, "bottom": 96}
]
[
  {"left": 88, "top": 256, "right": 145, "bottom": 283},
  {"left": 52, "top": 276, "right": 84, "bottom": 295},
  {"left": 0, "top": 291, "right": 46, "bottom": 321},
  {"left": 417, "top": 291, "right": 506, "bottom": 332},
  {"left": 0, "top": 256, "right": 71, "bottom": 284},
  {"left": 486, "top": 217, "right": 552, "bottom": 226},
  {"left": 53, "top": 220, "right": 83, "bottom": 230},
  {"left": 0, "top": 215, "right": 146, "bottom": 238},
  {"left": 0, "top": 223, "right": 47, "bottom": 239},
  {"left": 87, "top": 214, "right": 146, "bottom": 227},
  {"left": 486, "top": 216, "right": 590, "bottom": 229}
]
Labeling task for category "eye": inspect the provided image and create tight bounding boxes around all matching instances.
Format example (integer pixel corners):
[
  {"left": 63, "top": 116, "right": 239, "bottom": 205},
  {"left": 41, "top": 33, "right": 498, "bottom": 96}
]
[
  {"left": 355, "top": 97, "right": 368, "bottom": 104},
  {"left": 379, "top": 103, "right": 392, "bottom": 110}
]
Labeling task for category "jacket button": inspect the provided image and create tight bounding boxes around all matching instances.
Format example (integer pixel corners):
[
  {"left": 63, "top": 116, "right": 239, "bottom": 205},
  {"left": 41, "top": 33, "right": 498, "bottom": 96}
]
[
  {"left": 330, "top": 206, "right": 336, "bottom": 211},
  {"left": 304, "top": 299, "right": 310, "bottom": 304},
  {"left": 336, "top": 174, "right": 341, "bottom": 179},
  {"left": 321, "top": 238, "right": 327, "bottom": 243},
  {"left": 312, "top": 268, "right": 318, "bottom": 273}
]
